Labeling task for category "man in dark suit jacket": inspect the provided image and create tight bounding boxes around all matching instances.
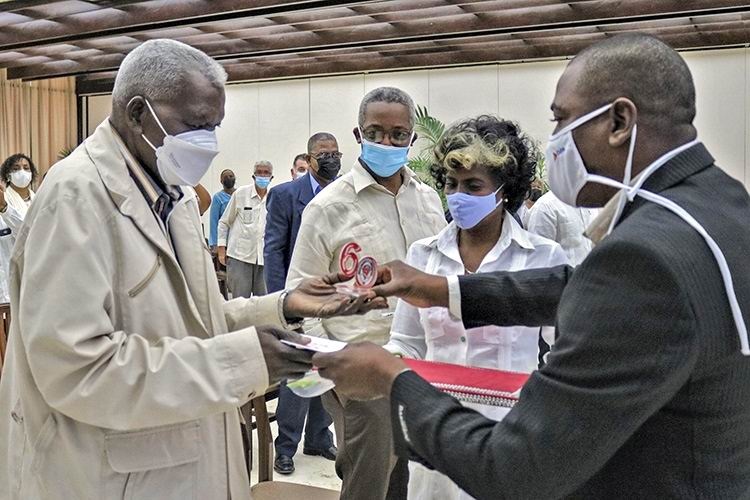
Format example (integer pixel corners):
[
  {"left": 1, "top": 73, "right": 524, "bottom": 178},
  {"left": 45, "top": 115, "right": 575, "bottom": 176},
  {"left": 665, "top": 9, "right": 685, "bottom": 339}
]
[
  {"left": 264, "top": 132, "right": 343, "bottom": 474},
  {"left": 312, "top": 34, "right": 750, "bottom": 498}
]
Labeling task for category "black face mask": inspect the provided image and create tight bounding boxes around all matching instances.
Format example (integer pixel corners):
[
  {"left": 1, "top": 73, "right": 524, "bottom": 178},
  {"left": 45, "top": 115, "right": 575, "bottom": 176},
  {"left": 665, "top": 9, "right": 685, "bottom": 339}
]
[
  {"left": 316, "top": 156, "right": 341, "bottom": 181},
  {"left": 222, "top": 177, "right": 236, "bottom": 189}
]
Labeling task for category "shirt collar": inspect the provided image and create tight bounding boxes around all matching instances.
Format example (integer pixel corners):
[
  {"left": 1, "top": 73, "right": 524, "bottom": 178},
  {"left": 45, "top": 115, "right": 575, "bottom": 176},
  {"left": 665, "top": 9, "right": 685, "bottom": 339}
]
[
  {"left": 436, "top": 211, "right": 535, "bottom": 267},
  {"left": 309, "top": 171, "right": 321, "bottom": 194},
  {"left": 351, "top": 160, "right": 419, "bottom": 195}
]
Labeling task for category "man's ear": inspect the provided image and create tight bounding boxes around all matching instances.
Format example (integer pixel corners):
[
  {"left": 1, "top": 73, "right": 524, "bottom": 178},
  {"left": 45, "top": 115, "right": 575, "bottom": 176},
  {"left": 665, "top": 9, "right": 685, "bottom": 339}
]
[
  {"left": 608, "top": 97, "right": 637, "bottom": 148},
  {"left": 352, "top": 127, "right": 362, "bottom": 144},
  {"left": 125, "top": 96, "right": 148, "bottom": 134}
]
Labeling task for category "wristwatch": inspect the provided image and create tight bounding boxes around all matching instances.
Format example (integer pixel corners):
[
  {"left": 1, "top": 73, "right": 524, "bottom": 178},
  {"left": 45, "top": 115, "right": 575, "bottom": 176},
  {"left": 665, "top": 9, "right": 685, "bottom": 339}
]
[{"left": 279, "top": 290, "right": 304, "bottom": 330}]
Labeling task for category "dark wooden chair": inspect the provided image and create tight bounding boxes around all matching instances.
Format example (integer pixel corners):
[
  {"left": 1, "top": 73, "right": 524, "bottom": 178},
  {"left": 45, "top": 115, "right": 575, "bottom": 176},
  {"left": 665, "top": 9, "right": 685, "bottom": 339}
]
[{"left": 248, "top": 389, "right": 339, "bottom": 500}]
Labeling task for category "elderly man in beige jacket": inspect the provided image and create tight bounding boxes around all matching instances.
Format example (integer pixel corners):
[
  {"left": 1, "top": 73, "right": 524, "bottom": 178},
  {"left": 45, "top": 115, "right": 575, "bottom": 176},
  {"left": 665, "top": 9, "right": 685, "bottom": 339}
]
[{"left": 0, "top": 39, "right": 383, "bottom": 500}]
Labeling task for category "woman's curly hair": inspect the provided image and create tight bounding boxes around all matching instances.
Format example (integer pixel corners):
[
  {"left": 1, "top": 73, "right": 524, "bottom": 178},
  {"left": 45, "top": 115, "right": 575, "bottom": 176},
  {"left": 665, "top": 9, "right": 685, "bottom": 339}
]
[
  {"left": 430, "top": 115, "right": 537, "bottom": 213},
  {"left": 1, "top": 153, "right": 38, "bottom": 187}
]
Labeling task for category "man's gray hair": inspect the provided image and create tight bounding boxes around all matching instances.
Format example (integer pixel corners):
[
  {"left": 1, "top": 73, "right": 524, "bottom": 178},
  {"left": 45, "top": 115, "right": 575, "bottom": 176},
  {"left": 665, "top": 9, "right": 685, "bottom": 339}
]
[
  {"left": 358, "top": 87, "right": 416, "bottom": 129},
  {"left": 112, "top": 39, "right": 227, "bottom": 108},
  {"left": 254, "top": 160, "right": 273, "bottom": 171}
]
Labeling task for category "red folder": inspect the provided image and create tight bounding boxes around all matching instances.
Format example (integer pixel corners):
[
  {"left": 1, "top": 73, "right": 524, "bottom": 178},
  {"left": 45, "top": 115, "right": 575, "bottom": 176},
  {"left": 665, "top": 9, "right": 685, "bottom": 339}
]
[{"left": 403, "top": 358, "right": 530, "bottom": 408}]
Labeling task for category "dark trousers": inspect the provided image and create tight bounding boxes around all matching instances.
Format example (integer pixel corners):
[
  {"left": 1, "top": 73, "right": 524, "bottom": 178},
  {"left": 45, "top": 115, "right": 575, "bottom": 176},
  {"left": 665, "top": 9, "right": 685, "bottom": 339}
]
[
  {"left": 274, "top": 383, "right": 334, "bottom": 457},
  {"left": 226, "top": 257, "right": 266, "bottom": 297}
]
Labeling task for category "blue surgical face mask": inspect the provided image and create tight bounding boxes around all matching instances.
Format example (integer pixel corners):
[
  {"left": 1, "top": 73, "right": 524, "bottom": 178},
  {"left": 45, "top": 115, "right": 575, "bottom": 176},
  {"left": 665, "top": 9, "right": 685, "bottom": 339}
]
[
  {"left": 254, "top": 175, "right": 272, "bottom": 189},
  {"left": 359, "top": 129, "right": 413, "bottom": 178},
  {"left": 447, "top": 185, "right": 504, "bottom": 230}
]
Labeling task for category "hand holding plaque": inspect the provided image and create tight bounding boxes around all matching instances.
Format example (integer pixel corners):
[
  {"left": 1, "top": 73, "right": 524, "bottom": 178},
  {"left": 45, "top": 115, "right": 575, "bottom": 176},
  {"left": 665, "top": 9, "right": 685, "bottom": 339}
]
[{"left": 335, "top": 242, "right": 378, "bottom": 297}]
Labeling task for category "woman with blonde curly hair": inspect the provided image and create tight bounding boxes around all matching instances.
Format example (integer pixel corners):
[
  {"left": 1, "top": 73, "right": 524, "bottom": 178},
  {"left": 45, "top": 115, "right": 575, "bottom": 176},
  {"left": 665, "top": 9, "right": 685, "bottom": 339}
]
[{"left": 385, "top": 115, "right": 569, "bottom": 500}]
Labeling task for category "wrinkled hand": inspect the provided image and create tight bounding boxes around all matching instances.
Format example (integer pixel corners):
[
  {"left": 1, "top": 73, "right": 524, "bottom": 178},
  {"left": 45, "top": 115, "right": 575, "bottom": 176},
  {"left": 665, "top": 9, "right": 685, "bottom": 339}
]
[
  {"left": 372, "top": 260, "right": 449, "bottom": 308},
  {"left": 284, "top": 272, "right": 388, "bottom": 319},
  {"left": 217, "top": 246, "right": 227, "bottom": 266},
  {"left": 256, "top": 326, "right": 314, "bottom": 385},
  {"left": 313, "top": 343, "right": 408, "bottom": 400}
]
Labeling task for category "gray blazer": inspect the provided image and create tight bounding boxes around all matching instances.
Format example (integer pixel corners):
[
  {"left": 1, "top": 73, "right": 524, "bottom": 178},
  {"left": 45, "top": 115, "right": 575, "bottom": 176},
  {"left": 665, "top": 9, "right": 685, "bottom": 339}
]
[{"left": 390, "top": 143, "right": 750, "bottom": 499}]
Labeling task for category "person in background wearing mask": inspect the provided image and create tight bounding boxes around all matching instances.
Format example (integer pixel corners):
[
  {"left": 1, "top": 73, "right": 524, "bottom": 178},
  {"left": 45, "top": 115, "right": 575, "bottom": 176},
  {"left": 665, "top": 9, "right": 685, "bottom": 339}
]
[
  {"left": 526, "top": 190, "right": 599, "bottom": 265},
  {"left": 264, "top": 133, "right": 342, "bottom": 475},
  {"left": 1, "top": 153, "right": 37, "bottom": 217},
  {"left": 0, "top": 39, "right": 386, "bottom": 500},
  {"left": 383, "top": 115, "right": 567, "bottom": 499},
  {"left": 0, "top": 154, "right": 36, "bottom": 305},
  {"left": 287, "top": 87, "right": 446, "bottom": 500},
  {"left": 0, "top": 181, "right": 23, "bottom": 304},
  {"left": 311, "top": 34, "right": 750, "bottom": 499},
  {"left": 209, "top": 168, "right": 236, "bottom": 249},
  {"left": 218, "top": 160, "right": 273, "bottom": 297},
  {"left": 291, "top": 153, "right": 309, "bottom": 180}
]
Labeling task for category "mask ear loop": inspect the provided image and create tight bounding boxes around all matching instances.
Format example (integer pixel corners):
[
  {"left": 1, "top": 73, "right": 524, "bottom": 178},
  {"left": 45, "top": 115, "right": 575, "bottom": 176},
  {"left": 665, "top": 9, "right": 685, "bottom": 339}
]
[
  {"left": 141, "top": 98, "right": 170, "bottom": 151},
  {"left": 623, "top": 124, "right": 638, "bottom": 202},
  {"left": 549, "top": 103, "right": 613, "bottom": 141},
  {"left": 493, "top": 184, "right": 506, "bottom": 209}
]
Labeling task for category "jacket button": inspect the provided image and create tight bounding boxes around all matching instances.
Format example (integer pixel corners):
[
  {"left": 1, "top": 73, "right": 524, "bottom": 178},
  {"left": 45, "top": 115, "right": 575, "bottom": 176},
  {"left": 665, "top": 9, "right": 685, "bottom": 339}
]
[
  {"left": 10, "top": 411, "right": 23, "bottom": 424},
  {"left": 460, "top": 336, "right": 466, "bottom": 343}
]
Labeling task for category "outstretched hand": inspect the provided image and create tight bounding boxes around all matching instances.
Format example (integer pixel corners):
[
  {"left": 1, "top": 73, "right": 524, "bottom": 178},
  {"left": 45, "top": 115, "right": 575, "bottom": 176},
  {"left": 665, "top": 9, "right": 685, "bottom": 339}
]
[
  {"left": 313, "top": 342, "right": 408, "bottom": 400},
  {"left": 372, "top": 260, "right": 450, "bottom": 309},
  {"left": 284, "top": 272, "right": 389, "bottom": 319},
  {"left": 256, "top": 326, "right": 313, "bottom": 385}
]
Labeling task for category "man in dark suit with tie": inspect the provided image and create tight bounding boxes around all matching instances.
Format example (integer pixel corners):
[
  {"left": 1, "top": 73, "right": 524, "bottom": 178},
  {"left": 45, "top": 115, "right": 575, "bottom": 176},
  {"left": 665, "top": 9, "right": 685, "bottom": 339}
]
[
  {"left": 264, "top": 132, "right": 342, "bottom": 474},
  {"left": 313, "top": 34, "right": 750, "bottom": 499}
]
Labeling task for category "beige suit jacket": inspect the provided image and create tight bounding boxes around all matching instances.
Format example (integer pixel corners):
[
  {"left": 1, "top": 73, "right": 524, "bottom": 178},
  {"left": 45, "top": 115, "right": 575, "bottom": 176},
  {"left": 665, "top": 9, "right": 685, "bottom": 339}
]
[{"left": 0, "top": 120, "right": 283, "bottom": 499}]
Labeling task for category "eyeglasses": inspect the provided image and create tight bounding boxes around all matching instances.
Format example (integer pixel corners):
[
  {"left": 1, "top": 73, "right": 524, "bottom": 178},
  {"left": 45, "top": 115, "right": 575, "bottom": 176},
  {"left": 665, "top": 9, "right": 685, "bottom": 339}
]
[
  {"left": 360, "top": 127, "right": 413, "bottom": 146},
  {"left": 311, "top": 151, "right": 343, "bottom": 160}
]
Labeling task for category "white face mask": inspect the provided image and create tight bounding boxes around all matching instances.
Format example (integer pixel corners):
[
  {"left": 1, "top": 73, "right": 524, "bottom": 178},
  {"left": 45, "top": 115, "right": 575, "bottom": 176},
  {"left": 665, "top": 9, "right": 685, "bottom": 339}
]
[
  {"left": 545, "top": 103, "right": 616, "bottom": 207},
  {"left": 141, "top": 99, "right": 219, "bottom": 186},
  {"left": 546, "top": 102, "right": 748, "bottom": 356},
  {"left": 10, "top": 170, "right": 32, "bottom": 189}
]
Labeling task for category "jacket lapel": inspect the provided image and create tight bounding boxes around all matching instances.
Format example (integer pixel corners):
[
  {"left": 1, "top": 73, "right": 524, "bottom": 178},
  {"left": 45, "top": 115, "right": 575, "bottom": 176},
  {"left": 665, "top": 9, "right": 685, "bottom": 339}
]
[
  {"left": 85, "top": 121, "right": 175, "bottom": 260},
  {"left": 85, "top": 120, "right": 210, "bottom": 337},
  {"left": 297, "top": 175, "right": 314, "bottom": 212}
]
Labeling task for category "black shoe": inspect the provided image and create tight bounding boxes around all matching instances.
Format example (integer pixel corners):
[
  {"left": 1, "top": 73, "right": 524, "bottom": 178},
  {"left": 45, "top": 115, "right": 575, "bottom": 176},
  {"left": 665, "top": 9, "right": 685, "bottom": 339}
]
[
  {"left": 274, "top": 454, "right": 295, "bottom": 475},
  {"left": 303, "top": 445, "right": 337, "bottom": 461}
]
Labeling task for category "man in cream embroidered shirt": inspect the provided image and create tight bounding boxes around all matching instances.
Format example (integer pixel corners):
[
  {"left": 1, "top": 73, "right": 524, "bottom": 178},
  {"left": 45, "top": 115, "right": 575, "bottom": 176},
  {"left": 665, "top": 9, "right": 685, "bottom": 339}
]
[{"left": 286, "top": 161, "right": 446, "bottom": 344}]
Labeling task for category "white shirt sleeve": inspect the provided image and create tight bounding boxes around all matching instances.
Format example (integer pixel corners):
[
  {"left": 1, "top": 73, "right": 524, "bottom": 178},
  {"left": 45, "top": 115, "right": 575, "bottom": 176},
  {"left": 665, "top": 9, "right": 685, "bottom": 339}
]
[
  {"left": 1, "top": 204, "right": 24, "bottom": 234},
  {"left": 541, "top": 241, "right": 570, "bottom": 346},
  {"left": 447, "top": 274, "right": 462, "bottom": 320},
  {"left": 526, "top": 198, "right": 559, "bottom": 242},
  {"left": 385, "top": 243, "right": 431, "bottom": 358}
]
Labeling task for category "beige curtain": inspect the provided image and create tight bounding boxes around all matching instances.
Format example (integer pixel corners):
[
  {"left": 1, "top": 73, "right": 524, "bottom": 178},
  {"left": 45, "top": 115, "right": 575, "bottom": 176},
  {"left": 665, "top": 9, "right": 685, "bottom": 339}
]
[{"left": 0, "top": 69, "right": 77, "bottom": 177}]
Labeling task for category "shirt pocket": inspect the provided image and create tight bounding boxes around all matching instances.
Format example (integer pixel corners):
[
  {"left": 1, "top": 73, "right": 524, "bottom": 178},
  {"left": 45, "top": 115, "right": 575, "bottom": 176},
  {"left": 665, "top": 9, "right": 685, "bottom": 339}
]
[
  {"left": 104, "top": 421, "right": 201, "bottom": 500},
  {"left": 239, "top": 206, "right": 257, "bottom": 225}
]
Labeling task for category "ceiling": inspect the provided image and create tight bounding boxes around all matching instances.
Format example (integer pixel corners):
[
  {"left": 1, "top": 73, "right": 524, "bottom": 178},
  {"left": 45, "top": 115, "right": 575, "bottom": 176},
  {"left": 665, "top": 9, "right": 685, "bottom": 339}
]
[{"left": 1, "top": 0, "right": 749, "bottom": 94}]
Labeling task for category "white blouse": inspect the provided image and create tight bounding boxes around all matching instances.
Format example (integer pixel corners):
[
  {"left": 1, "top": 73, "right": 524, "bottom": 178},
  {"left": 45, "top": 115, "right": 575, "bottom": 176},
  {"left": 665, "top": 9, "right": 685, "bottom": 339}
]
[
  {"left": 386, "top": 213, "right": 569, "bottom": 500},
  {"left": 387, "top": 213, "right": 569, "bottom": 374}
]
